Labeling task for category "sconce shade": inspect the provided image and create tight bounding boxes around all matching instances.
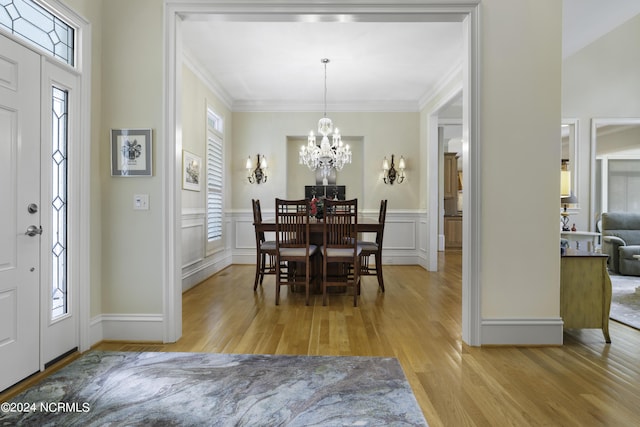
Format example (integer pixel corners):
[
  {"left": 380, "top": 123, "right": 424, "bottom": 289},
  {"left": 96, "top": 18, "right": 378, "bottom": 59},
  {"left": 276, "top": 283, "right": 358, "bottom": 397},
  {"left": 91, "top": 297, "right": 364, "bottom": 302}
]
[
  {"left": 560, "top": 170, "right": 571, "bottom": 197},
  {"left": 560, "top": 159, "right": 571, "bottom": 197},
  {"left": 382, "top": 157, "right": 390, "bottom": 170}
]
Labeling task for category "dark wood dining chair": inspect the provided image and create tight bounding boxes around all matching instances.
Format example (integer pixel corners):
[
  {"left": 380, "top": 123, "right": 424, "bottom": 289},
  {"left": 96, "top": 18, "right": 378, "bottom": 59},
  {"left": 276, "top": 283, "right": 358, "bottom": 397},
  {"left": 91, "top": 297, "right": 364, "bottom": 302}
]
[
  {"left": 252, "top": 199, "right": 277, "bottom": 291},
  {"left": 275, "top": 198, "right": 318, "bottom": 305},
  {"left": 359, "top": 199, "right": 387, "bottom": 292},
  {"left": 321, "top": 198, "right": 361, "bottom": 306}
]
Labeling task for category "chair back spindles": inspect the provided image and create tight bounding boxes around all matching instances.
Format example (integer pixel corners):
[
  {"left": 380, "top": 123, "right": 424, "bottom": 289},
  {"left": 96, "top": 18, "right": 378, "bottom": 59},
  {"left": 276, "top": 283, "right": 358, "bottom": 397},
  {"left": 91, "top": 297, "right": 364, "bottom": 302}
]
[
  {"left": 274, "top": 198, "right": 318, "bottom": 305},
  {"left": 321, "top": 198, "right": 360, "bottom": 306},
  {"left": 276, "top": 200, "right": 308, "bottom": 248}
]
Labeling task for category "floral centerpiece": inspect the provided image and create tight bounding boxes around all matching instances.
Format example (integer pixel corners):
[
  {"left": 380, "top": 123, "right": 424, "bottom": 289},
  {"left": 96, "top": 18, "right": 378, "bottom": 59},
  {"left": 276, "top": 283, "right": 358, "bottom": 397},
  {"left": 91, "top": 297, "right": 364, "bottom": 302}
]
[{"left": 310, "top": 197, "right": 325, "bottom": 219}]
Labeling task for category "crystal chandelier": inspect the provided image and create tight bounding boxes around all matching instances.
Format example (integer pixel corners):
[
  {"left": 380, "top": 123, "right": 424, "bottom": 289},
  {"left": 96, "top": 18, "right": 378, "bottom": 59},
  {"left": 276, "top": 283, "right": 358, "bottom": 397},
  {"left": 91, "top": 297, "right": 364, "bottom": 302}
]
[{"left": 299, "top": 58, "right": 352, "bottom": 179}]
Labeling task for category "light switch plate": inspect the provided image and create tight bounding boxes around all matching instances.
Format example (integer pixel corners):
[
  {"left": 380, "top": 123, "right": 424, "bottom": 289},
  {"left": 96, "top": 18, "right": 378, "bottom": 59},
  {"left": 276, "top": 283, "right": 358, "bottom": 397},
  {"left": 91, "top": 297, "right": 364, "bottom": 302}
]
[{"left": 134, "top": 194, "right": 149, "bottom": 210}]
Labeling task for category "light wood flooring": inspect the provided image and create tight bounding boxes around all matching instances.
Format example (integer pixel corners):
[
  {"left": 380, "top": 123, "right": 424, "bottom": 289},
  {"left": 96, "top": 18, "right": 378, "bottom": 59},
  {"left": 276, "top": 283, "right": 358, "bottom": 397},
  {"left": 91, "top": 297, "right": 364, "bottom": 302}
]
[{"left": 4, "top": 251, "right": 640, "bottom": 426}]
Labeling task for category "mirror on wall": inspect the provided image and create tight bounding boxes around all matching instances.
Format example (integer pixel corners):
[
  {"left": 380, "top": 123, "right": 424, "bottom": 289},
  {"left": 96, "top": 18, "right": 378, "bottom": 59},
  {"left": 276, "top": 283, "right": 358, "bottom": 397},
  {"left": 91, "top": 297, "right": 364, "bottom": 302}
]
[
  {"left": 561, "top": 119, "right": 579, "bottom": 198},
  {"left": 591, "top": 118, "right": 640, "bottom": 226}
]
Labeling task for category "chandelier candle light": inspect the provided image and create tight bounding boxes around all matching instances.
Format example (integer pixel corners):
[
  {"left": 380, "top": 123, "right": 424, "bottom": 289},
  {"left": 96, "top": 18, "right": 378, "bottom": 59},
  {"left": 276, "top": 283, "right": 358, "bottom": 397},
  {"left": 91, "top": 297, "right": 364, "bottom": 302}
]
[{"left": 299, "top": 58, "right": 352, "bottom": 180}]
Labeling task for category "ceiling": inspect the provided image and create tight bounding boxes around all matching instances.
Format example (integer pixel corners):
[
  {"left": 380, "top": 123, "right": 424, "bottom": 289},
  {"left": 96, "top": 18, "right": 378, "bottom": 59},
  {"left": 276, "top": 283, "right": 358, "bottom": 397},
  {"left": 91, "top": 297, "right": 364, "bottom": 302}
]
[
  {"left": 180, "top": 1, "right": 640, "bottom": 113},
  {"left": 182, "top": 20, "right": 463, "bottom": 112}
]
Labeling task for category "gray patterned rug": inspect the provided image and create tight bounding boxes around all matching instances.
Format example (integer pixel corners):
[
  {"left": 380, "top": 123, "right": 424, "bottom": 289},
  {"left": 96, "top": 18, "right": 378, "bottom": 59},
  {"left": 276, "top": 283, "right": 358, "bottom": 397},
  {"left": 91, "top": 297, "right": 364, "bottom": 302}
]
[
  {"left": 610, "top": 273, "right": 640, "bottom": 330},
  {"left": 0, "top": 351, "right": 428, "bottom": 427}
]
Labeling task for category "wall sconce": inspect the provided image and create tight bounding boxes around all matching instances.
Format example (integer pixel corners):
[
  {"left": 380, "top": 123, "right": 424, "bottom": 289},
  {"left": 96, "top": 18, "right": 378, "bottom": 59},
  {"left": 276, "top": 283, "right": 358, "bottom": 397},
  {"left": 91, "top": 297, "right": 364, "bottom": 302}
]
[
  {"left": 560, "top": 159, "right": 571, "bottom": 197},
  {"left": 247, "top": 154, "right": 267, "bottom": 184},
  {"left": 382, "top": 154, "right": 405, "bottom": 184}
]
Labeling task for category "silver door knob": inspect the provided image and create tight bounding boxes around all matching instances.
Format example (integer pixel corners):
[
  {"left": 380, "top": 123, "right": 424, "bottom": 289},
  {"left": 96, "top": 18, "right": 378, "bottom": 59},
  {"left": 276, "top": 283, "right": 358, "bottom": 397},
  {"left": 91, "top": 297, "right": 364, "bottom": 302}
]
[{"left": 25, "top": 225, "right": 43, "bottom": 236}]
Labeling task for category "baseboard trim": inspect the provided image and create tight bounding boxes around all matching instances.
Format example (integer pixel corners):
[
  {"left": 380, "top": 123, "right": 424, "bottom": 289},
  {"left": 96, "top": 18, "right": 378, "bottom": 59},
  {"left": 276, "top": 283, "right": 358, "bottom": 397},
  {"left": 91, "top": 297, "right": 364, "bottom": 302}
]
[
  {"left": 182, "top": 254, "right": 232, "bottom": 292},
  {"left": 481, "top": 318, "right": 564, "bottom": 345},
  {"left": 90, "top": 314, "right": 164, "bottom": 346}
]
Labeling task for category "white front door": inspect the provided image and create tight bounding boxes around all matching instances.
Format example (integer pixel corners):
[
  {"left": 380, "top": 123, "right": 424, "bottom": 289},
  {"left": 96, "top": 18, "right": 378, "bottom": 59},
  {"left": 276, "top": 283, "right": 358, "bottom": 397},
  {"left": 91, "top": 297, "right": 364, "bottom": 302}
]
[
  {"left": 0, "top": 34, "right": 41, "bottom": 391},
  {"left": 0, "top": 32, "right": 79, "bottom": 391}
]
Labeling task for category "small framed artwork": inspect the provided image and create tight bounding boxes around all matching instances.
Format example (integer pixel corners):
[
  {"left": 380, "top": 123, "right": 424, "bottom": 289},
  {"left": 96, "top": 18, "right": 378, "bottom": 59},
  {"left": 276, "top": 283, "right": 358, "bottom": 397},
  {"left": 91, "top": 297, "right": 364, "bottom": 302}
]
[
  {"left": 182, "top": 150, "right": 202, "bottom": 191},
  {"left": 111, "top": 128, "right": 153, "bottom": 176}
]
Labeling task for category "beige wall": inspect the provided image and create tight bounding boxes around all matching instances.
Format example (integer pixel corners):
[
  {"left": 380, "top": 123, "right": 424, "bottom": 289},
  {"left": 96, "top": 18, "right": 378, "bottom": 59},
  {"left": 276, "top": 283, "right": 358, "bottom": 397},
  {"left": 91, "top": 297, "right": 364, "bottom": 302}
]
[
  {"left": 479, "top": 0, "right": 562, "bottom": 319},
  {"left": 66, "top": 0, "right": 165, "bottom": 315},
  {"left": 232, "top": 112, "right": 420, "bottom": 212},
  {"left": 101, "top": 0, "right": 164, "bottom": 313},
  {"left": 181, "top": 64, "right": 233, "bottom": 212}
]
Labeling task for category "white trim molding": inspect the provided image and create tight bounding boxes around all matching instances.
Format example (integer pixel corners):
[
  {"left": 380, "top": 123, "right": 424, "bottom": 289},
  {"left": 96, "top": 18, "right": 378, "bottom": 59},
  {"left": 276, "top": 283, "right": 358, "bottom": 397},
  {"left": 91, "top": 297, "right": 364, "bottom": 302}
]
[
  {"left": 481, "top": 318, "right": 564, "bottom": 346},
  {"left": 90, "top": 314, "right": 164, "bottom": 345}
]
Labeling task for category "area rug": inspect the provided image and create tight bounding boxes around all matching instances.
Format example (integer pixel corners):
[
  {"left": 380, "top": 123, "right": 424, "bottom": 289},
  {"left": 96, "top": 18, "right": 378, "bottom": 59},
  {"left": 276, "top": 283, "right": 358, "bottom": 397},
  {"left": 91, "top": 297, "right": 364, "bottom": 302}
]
[
  {"left": 0, "top": 351, "right": 428, "bottom": 426},
  {"left": 609, "top": 273, "right": 640, "bottom": 330}
]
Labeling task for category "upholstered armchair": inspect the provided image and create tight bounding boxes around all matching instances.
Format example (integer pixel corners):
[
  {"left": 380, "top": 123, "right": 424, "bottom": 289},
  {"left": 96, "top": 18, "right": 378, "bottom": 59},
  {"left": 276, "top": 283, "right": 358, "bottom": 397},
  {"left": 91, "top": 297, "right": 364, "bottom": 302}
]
[{"left": 601, "top": 212, "right": 640, "bottom": 276}]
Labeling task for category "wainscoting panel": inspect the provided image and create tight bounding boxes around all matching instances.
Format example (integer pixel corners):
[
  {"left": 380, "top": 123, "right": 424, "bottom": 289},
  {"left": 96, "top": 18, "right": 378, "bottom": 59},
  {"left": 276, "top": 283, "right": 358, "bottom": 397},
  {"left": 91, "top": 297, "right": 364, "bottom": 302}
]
[
  {"left": 384, "top": 220, "right": 416, "bottom": 250},
  {"left": 181, "top": 210, "right": 232, "bottom": 292},
  {"left": 235, "top": 217, "right": 256, "bottom": 250},
  {"left": 182, "top": 218, "right": 205, "bottom": 269}
]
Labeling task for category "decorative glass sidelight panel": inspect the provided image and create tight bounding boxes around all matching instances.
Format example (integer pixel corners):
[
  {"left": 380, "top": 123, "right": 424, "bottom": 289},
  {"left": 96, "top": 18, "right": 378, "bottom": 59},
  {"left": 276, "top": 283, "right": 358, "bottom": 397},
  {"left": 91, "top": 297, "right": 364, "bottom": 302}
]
[
  {"left": 51, "top": 86, "right": 68, "bottom": 319},
  {"left": 0, "top": 0, "right": 75, "bottom": 66}
]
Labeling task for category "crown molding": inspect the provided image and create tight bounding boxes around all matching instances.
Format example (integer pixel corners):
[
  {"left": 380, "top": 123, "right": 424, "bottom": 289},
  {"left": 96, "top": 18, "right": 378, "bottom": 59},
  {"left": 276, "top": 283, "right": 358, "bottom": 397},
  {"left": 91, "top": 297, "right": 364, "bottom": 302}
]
[
  {"left": 419, "top": 59, "right": 463, "bottom": 110},
  {"left": 231, "top": 100, "right": 420, "bottom": 112},
  {"left": 182, "top": 50, "right": 234, "bottom": 110}
]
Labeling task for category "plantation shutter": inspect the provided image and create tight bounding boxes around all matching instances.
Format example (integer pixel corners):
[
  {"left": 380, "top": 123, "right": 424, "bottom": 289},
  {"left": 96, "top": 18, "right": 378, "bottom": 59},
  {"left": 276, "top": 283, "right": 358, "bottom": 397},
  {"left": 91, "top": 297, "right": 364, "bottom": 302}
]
[
  {"left": 608, "top": 159, "right": 640, "bottom": 212},
  {"left": 207, "top": 132, "right": 223, "bottom": 242}
]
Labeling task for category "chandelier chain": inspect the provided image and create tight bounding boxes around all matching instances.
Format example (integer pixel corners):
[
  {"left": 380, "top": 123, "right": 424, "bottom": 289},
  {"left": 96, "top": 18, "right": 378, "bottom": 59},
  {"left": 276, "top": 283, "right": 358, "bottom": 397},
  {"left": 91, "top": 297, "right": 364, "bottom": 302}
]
[{"left": 323, "top": 58, "right": 328, "bottom": 117}]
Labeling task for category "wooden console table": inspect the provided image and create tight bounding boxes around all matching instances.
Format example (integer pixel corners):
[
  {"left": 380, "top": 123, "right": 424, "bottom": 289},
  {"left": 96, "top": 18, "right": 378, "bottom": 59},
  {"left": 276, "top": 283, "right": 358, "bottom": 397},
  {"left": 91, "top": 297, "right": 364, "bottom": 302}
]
[{"left": 560, "top": 249, "right": 611, "bottom": 343}]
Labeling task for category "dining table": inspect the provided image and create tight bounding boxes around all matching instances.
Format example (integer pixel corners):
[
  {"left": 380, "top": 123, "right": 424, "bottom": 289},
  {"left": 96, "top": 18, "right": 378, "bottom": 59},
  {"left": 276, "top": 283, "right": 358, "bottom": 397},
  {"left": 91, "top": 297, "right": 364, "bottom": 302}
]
[
  {"left": 254, "top": 217, "right": 383, "bottom": 236},
  {"left": 253, "top": 217, "right": 383, "bottom": 294}
]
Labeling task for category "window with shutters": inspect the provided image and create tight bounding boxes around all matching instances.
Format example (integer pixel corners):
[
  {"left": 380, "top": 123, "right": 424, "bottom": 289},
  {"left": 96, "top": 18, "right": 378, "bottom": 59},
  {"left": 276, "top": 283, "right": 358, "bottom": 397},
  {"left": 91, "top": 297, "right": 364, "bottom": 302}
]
[
  {"left": 206, "top": 109, "right": 224, "bottom": 249},
  {"left": 596, "top": 157, "right": 640, "bottom": 214}
]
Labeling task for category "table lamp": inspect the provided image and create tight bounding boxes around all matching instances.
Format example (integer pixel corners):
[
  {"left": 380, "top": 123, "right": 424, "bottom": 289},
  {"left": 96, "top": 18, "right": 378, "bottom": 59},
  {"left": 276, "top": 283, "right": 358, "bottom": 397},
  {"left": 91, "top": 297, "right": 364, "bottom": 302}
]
[{"left": 561, "top": 194, "right": 578, "bottom": 231}]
